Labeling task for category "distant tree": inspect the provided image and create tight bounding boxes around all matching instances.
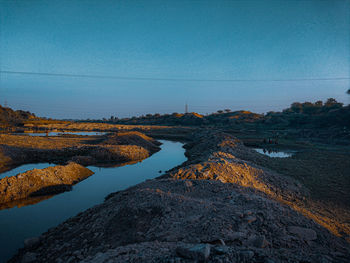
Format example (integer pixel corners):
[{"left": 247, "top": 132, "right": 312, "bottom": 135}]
[
  {"left": 347, "top": 89, "right": 350, "bottom": 95},
  {"left": 325, "top": 98, "right": 337, "bottom": 105},
  {"left": 301, "top": 102, "right": 317, "bottom": 115},
  {"left": 224, "top": 109, "right": 231, "bottom": 113},
  {"left": 290, "top": 102, "right": 302, "bottom": 113},
  {"left": 324, "top": 98, "right": 343, "bottom": 109},
  {"left": 146, "top": 114, "right": 152, "bottom": 117},
  {"left": 154, "top": 113, "right": 161, "bottom": 117},
  {"left": 315, "top": 100, "right": 323, "bottom": 107},
  {"left": 217, "top": 110, "right": 224, "bottom": 114}
]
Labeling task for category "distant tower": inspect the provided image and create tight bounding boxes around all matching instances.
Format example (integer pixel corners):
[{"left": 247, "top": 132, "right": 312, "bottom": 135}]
[
  {"left": 4, "top": 99, "right": 8, "bottom": 108},
  {"left": 185, "top": 103, "right": 188, "bottom": 114}
]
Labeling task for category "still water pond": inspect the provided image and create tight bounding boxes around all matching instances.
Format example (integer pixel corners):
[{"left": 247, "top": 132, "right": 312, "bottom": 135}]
[
  {"left": 254, "top": 148, "right": 294, "bottom": 158},
  {"left": 0, "top": 140, "right": 186, "bottom": 262}
]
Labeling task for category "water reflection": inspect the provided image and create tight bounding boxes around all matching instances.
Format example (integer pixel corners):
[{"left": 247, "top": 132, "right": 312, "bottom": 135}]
[
  {"left": 254, "top": 148, "right": 294, "bottom": 158},
  {"left": 0, "top": 163, "right": 55, "bottom": 179},
  {"left": 0, "top": 140, "right": 186, "bottom": 262}
]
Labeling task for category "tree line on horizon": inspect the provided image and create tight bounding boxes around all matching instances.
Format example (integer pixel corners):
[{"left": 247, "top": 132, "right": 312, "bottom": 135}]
[{"left": 103, "top": 98, "right": 348, "bottom": 124}]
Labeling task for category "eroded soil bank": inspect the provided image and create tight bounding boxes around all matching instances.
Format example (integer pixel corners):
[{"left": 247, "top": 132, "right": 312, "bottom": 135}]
[
  {"left": 9, "top": 131, "right": 350, "bottom": 263},
  {"left": 0, "top": 163, "right": 93, "bottom": 205},
  {"left": 0, "top": 131, "right": 161, "bottom": 174}
]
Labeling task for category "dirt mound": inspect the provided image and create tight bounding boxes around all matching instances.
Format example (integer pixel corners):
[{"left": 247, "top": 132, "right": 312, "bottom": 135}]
[
  {"left": 0, "top": 163, "right": 93, "bottom": 204},
  {"left": 9, "top": 179, "right": 350, "bottom": 262},
  {"left": 164, "top": 131, "right": 350, "bottom": 239},
  {"left": 0, "top": 131, "right": 161, "bottom": 173},
  {"left": 101, "top": 131, "right": 161, "bottom": 151},
  {"left": 166, "top": 131, "right": 305, "bottom": 202}
]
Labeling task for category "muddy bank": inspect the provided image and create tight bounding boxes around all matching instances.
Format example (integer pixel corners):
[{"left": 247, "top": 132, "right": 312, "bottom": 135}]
[
  {"left": 0, "top": 163, "right": 93, "bottom": 205},
  {"left": 0, "top": 131, "right": 161, "bottom": 173},
  {"left": 9, "top": 131, "right": 350, "bottom": 262}
]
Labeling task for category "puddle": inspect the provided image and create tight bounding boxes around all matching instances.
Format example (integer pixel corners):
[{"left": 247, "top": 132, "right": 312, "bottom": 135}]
[{"left": 254, "top": 148, "right": 294, "bottom": 158}]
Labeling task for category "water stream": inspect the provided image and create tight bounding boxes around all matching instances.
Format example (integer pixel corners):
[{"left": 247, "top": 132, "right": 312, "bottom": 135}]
[{"left": 0, "top": 140, "right": 186, "bottom": 262}]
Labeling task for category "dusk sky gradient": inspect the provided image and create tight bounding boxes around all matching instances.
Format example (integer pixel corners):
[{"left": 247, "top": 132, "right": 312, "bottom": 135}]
[{"left": 0, "top": 0, "right": 349, "bottom": 119}]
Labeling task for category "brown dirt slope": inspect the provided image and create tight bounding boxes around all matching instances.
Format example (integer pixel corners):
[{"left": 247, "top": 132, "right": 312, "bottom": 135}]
[
  {"left": 0, "top": 131, "right": 161, "bottom": 173},
  {"left": 164, "top": 131, "right": 350, "bottom": 240},
  {"left": 0, "top": 163, "right": 93, "bottom": 204}
]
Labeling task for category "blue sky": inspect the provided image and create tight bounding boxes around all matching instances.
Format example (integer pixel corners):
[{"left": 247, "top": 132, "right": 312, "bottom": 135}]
[{"left": 0, "top": 0, "right": 349, "bottom": 119}]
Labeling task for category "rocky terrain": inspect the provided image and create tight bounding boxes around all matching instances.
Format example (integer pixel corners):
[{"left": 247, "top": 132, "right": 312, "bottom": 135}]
[
  {"left": 9, "top": 131, "right": 350, "bottom": 262},
  {"left": 0, "top": 131, "right": 161, "bottom": 173},
  {"left": 0, "top": 162, "right": 93, "bottom": 205}
]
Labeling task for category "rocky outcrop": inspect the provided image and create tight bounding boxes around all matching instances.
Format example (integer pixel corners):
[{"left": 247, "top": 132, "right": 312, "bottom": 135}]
[
  {"left": 9, "top": 179, "right": 350, "bottom": 262},
  {"left": 0, "top": 163, "right": 93, "bottom": 204}
]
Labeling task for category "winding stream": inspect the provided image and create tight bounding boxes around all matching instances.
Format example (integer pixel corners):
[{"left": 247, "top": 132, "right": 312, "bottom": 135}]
[{"left": 0, "top": 140, "right": 186, "bottom": 262}]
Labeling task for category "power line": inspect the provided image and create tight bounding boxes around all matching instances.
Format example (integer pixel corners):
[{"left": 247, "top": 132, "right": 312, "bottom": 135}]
[{"left": 1, "top": 70, "right": 349, "bottom": 83}]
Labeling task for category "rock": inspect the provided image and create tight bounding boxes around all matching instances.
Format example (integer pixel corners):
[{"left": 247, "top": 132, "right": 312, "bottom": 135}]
[
  {"left": 250, "top": 235, "right": 269, "bottom": 248},
  {"left": 24, "top": 237, "right": 40, "bottom": 248},
  {"left": 288, "top": 226, "right": 317, "bottom": 241},
  {"left": 184, "top": 180, "right": 193, "bottom": 188},
  {"left": 245, "top": 216, "right": 257, "bottom": 223},
  {"left": 219, "top": 239, "right": 226, "bottom": 246},
  {"left": 21, "top": 252, "right": 37, "bottom": 263},
  {"left": 225, "top": 231, "right": 246, "bottom": 241},
  {"left": 239, "top": 250, "right": 254, "bottom": 260},
  {"left": 213, "top": 245, "right": 229, "bottom": 255},
  {"left": 176, "top": 244, "right": 211, "bottom": 261}
]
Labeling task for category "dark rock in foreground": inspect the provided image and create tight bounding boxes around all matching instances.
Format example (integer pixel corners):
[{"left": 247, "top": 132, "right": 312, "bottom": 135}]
[{"left": 9, "top": 179, "right": 350, "bottom": 262}]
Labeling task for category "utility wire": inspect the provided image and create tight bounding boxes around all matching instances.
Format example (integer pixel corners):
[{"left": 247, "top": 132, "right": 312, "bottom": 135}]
[{"left": 1, "top": 70, "right": 349, "bottom": 82}]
